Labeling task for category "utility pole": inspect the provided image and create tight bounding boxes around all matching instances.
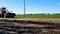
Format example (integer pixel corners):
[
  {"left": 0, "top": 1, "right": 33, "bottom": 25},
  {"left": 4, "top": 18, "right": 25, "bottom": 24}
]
[{"left": 24, "top": 0, "right": 26, "bottom": 15}]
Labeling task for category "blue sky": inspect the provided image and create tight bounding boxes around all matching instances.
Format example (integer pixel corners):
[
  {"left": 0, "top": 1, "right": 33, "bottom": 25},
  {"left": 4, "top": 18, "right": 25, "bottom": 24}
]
[{"left": 0, "top": 0, "right": 60, "bottom": 14}]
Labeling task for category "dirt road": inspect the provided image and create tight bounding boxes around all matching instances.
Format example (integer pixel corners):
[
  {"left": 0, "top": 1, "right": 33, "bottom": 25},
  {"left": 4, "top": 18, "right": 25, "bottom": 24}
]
[{"left": 0, "top": 18, "right": 60, "bottom": 23}]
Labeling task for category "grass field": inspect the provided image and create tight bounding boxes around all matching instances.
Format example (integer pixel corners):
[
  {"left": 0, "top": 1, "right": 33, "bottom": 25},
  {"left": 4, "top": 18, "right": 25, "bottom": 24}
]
[{"left": 15, "top": 14, "right": 60, "bottom": 18}]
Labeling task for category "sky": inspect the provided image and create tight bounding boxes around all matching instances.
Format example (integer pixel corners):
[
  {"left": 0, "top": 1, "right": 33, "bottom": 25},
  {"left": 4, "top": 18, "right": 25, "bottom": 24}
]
[{"left": 0, "top": 0, "right": 60, "bottom": 14}]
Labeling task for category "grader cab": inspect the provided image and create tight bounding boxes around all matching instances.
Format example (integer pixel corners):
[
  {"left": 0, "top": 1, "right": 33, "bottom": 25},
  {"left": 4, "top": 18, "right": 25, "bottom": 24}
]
[{"left": 0, "top": 7, "right": 16, "bottom": 18}]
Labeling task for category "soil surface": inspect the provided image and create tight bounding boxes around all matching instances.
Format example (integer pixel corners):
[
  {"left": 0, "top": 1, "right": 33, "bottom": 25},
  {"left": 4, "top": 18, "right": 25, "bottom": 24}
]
[
  {"left": 0, "top": 18, "right": 60, "bottom": 34},
  {"left": 0, "top": 18, "right": 60, "bottom": 21},
  {"left": 0, "top": 18, "right": 60, "bottom": 23}
]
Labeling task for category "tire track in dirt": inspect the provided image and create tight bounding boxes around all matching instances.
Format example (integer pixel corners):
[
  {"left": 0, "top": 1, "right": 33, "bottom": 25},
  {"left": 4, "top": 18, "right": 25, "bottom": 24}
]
[{"left": 0, "top": 18, "right": 60, "bottom": 34}]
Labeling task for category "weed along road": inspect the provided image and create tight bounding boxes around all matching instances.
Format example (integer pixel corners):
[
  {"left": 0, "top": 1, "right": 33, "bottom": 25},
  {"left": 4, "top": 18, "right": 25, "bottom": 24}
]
[{"left": 0, "top": 18, "right": 60, "bottom": 34}]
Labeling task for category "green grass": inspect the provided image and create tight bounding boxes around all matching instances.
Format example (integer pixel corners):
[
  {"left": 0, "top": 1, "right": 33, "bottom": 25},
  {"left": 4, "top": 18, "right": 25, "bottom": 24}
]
[{"left": 15, "top": 14, "right": 60, "bottom": 18}]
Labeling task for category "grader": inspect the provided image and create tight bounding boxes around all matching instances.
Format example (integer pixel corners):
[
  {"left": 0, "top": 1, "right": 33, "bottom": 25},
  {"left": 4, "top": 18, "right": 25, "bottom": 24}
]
[{"left": 0, "top": 7, "right": 16, "bottom": 18}]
